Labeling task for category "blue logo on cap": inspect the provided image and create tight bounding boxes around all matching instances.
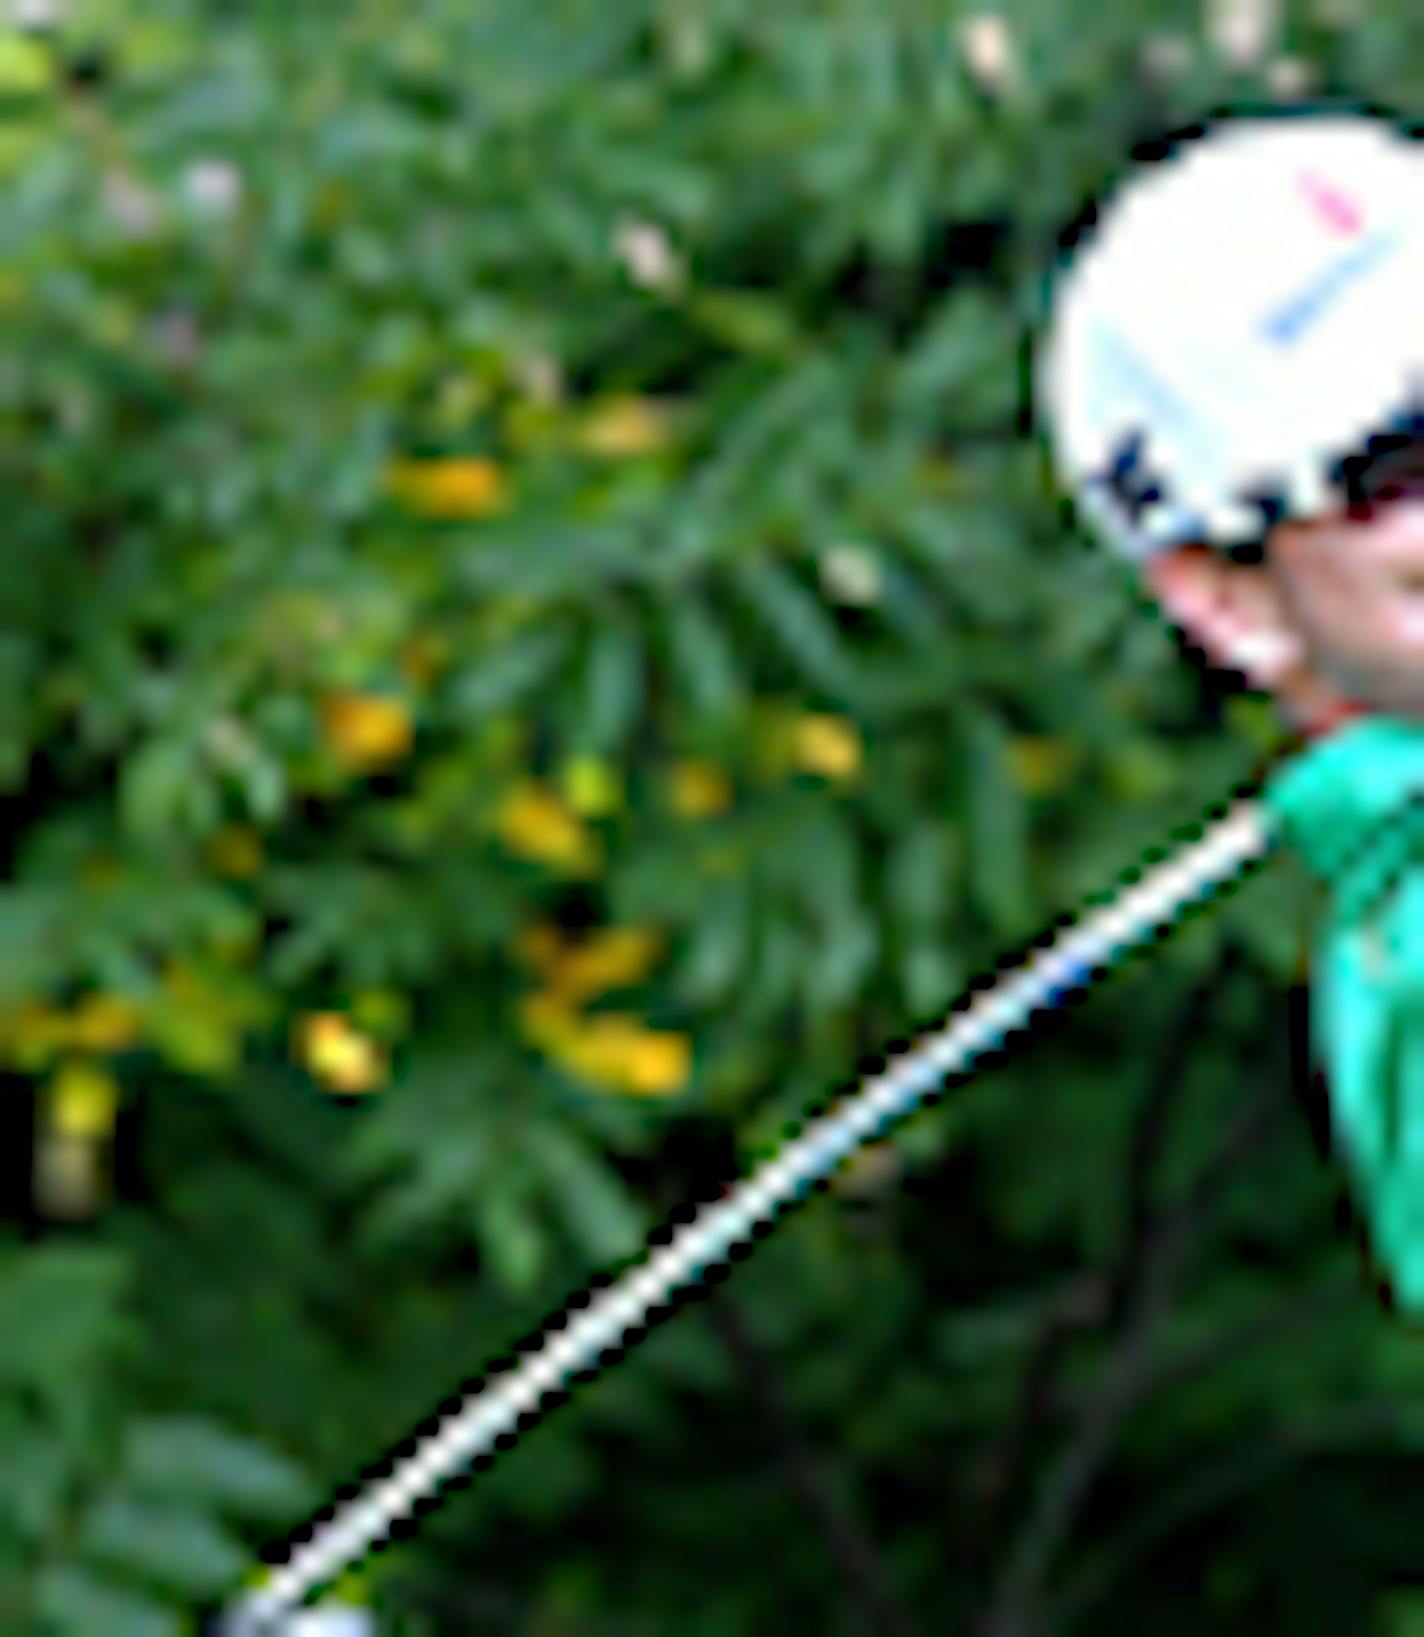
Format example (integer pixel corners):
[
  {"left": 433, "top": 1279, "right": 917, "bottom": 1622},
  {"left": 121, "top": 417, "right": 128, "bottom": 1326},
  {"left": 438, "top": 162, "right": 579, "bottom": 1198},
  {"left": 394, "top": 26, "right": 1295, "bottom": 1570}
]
[{"left": 1264, "top": 230, "right": 1399, "bottom": 345}]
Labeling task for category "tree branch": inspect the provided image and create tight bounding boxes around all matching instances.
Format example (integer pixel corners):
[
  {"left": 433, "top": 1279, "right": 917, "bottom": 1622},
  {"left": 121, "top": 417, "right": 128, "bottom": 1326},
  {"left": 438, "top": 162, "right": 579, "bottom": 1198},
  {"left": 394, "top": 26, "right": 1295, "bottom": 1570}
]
[
  {"left": 971, "top": 961, "right": 1228, "bottom": 1567},
  {"left": 378, "top": 1570, "right": 645, "bottom": 1637},
  {"left": 1110, "top": 943, "right": 1253, "bottom": 1324},
  {"left": 1051, "top": 1274, "right": 1358, "bottom": 1425},
  {"left": 705, "top": 1289, "right": 920, "bottom": 1637},
  {"left": 971, "top": 1061, "right": 1287, "bottom": 1636},
  {"left": 1053, "top": 1403, "right": 1405, "bottom": 1631}
]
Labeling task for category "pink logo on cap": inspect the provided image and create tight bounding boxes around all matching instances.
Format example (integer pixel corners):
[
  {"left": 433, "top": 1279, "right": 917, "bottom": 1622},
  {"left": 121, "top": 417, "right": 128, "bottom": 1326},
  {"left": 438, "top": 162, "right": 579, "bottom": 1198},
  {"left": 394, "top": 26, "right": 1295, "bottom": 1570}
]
[{"left": 1298, "top": 170, "right": 1364, "bottom": 237}]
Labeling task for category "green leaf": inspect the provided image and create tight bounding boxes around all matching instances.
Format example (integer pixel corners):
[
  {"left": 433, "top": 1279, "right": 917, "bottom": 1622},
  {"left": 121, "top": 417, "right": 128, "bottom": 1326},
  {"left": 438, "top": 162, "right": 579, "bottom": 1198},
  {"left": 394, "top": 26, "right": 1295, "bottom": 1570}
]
[
  {"left": 352, "top": 1119, "right": 486, "bottom": 1249},
  {"left": 472, "top": 1176, "right": 550, "bottom": 1295},
  {"left": 731, "top": 557, "right": 862, "bottom": 701},
  {"left": 865, "top": 556, "right": 946, "bottom": 650},
  {"left": 449, "top": 627, "right": 571, "bottom": 718},
  {"left": 527, "top": 1121, "right": 648, "bottom": 1267},
  {"left": 36, "top": 1567, "right": 181, "bottom": 1637},
  {"left": 746, "top": 907, "right": 800, "bottom": 1021},
  {"left": 571, "top": 612, "right": 644, "bottom": 757},
  {"left": 802, "top": 911, "right": 878, "bottom": 1015},
  {"left": 231, "top": 740, "right": 287, "bottom": 825},
  {"left": 77, "top": 1492, "right": 248, "bottom": 1598},
  {"left": 894, "top": 289, "right": 1020, "bottom": 427},
  {"left": 677, "top": 878, "right": 752, "bottom": 1007},
  {"left": 0, "top": 1405, "right": 72, "bottom": 1545},
  {"left": 884, "top": 822, "right": 959, "bottom": 934},
  {"left": 119, "top": 1417, "right": 312, "bottom": 1520},
  {"left": 962, "top": 708, "right": 1032, "bottom": 938},
  {"left": 661, "top": 592, "right": 744, "bottom": 719},
  {"left": 118, "top": 739, "right": 216, "bottom": 843},
  {"left": 898, "top": 941, "right": 965, "bottom": 1022},
  {"left": 864, "top": 166, "right": 925, "bottom": 268},
  {"left": 0, "top": 1246, "right": 132, "bottom": 1402},
  {"left": 0, "top": 631, "right": 36, "bottom": 791},
  {"left": 683, "top": 290, "right": 801, "bottom": 357},
  {"left": 0, "top": 883, "right": 68, "bottom": 1002}
]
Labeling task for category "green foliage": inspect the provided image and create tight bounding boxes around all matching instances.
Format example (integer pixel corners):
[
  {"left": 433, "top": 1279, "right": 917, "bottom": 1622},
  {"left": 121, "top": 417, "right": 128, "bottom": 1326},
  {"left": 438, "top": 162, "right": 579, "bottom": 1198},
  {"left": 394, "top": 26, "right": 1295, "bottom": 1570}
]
[
  {"left": 4, "top": 1, "right": 1424, "bottom": 1632},
  {"left": 0, "top": 1240, "right": 308, "bottom": 1635}
]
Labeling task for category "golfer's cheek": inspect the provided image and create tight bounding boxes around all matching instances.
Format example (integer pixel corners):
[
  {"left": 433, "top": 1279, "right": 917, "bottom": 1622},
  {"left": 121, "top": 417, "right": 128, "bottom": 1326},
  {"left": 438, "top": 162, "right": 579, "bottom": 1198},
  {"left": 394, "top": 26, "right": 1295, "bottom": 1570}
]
[{"left": 1314, "top": 589, "right": 1388, "bottom": 662}]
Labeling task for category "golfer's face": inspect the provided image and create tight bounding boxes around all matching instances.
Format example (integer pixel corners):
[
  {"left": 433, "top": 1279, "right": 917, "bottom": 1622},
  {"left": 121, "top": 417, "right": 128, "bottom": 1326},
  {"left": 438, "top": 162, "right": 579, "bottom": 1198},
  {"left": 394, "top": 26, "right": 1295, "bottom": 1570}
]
[{"left": 1272, "top": 491, "right": 1424, "bottom": 715}]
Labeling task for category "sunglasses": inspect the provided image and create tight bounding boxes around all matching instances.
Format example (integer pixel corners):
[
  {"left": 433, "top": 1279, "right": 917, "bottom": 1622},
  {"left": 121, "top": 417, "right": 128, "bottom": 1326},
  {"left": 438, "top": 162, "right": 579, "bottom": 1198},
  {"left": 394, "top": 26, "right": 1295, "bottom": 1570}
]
[{"left": 1341, "top": 436, "right": 1424, "bottom": 517}]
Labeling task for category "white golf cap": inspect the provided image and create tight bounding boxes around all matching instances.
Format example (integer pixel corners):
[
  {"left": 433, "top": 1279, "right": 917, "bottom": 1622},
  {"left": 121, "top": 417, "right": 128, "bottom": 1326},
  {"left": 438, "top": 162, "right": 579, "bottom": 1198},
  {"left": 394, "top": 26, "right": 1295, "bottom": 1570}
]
[{"left": 1038, "top": 110, "right": 1424, "bottom": 561}]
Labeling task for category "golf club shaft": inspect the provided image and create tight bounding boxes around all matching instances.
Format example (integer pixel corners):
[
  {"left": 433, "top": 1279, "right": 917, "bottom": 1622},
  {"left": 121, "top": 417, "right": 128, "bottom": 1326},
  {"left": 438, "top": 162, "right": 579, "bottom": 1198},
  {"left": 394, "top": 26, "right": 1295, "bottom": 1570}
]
[{"left": 222, "top": 795, "right": 1277, "bottom": 1635}]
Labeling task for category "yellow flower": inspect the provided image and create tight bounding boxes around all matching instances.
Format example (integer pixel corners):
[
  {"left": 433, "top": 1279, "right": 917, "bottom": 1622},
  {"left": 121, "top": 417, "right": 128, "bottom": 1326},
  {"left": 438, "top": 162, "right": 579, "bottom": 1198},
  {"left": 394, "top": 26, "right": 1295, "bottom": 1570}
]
[
  {"left": 520, "top": 924, "right": 664, "bottom": 1006},
  {"left": 495, "top": 781, "right": 599, "bottom": 874},
  {"left": 1004, "top": 735, "right": 1080, "bottom": 797},
  {"left": 577, "top": 396, "right": 670, "bottom": 459},
  {"left": 296, "top": 1012, "right": 387, "bottom": 1094},
  {"left": 387, "top": 456, "right": 508, "bottom": 519},
  {"left": 542, "top": 1012, "right": 690, "bottom": 1098},
  {"left": 560, "top": 755, "right": 623, "bottom": 819},
  {"left": 209, "top": 823, "right": 265, "bottom": 879},
  {"left": 48, "top": 1062, "right": 121, "bottom": 1143},
  {"left": 68, "top": 994, "right": 144, "bottom": 1054},
  {"left": 668, "top": 759, "right": 732, "bottom": 818},
  {"left": 320, "top": 691, "right": 415, "bottom": 773},
  {"left": 791, "top": 714, "right": 863, "bottom": 782}
]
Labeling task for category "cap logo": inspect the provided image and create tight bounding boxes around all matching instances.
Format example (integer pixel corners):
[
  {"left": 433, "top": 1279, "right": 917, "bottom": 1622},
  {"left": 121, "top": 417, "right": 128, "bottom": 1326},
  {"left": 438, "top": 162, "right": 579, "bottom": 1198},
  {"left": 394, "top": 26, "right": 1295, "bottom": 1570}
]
[
  {"left": 1297, "top": 169, "right": 1364, "bottom": 237},
  {"left": 1262, "top": 174, "right": 1396, "bottom": 345}
]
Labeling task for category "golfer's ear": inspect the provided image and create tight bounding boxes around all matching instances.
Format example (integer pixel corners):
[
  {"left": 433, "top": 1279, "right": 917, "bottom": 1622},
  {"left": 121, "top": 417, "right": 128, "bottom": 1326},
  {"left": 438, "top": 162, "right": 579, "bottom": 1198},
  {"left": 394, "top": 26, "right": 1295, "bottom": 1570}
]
[
  {"left": 1142, "top": 544, "right": 1232, "bottom": 640},
  {"left": 1142, "top": 542, "right": 1306, "bottom": 684}
]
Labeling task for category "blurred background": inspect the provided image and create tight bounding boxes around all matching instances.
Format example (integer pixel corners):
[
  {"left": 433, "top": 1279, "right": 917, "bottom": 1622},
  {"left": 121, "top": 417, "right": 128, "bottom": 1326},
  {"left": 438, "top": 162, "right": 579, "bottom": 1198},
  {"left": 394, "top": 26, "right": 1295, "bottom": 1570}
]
[{"left": 3, "top": 1, "right": 1423, "bottom": 1633}]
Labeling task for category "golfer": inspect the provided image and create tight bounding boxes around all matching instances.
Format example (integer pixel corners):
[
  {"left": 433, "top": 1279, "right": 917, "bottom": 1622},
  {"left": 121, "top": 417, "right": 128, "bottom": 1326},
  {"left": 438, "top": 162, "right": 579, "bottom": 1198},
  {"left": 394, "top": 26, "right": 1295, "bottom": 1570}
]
[{"left": 1040, "top": 104, "right": 1424, "bottom": 1308}]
